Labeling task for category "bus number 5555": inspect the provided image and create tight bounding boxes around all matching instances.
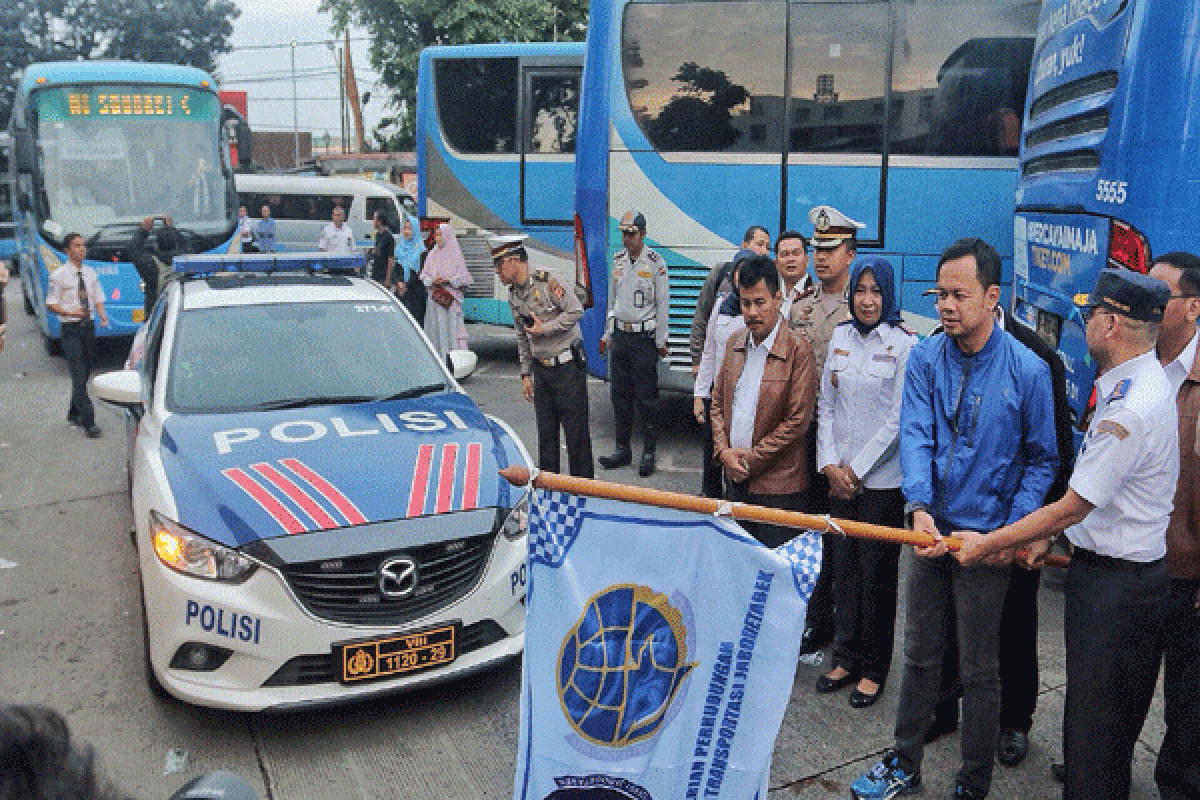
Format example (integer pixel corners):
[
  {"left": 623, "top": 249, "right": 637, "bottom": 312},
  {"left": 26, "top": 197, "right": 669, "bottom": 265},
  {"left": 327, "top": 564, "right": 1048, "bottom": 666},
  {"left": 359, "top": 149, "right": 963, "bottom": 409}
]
[{"left": 1096, "top": 180, "right": 1127, "bottom": 204}]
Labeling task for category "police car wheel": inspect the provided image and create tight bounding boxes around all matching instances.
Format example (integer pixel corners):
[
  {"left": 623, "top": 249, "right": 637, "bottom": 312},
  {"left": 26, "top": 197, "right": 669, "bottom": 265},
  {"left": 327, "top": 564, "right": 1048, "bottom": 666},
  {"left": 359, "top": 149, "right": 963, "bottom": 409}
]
[{"left": 139, "top": 576, "right": 170, "bottom": 700}]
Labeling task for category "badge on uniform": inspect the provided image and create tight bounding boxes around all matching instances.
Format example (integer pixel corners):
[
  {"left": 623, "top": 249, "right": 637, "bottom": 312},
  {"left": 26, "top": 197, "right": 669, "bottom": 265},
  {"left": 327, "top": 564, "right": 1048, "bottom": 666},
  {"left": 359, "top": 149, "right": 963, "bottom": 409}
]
[
  {"left": 1095, "top": 419, "right": 1130, "bottom": 440},
  {"left": 1107, "top": 377, "right": 1132, "bottom": 403}
]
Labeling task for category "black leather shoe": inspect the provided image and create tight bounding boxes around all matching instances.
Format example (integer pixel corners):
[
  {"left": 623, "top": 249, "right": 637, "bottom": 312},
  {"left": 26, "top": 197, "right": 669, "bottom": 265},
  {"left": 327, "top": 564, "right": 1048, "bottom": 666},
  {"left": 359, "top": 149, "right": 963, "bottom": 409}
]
[
  {"left": 638, "top": 451, "right": 655, "bottom": 477},
  {"left": 815, "top": 670, "right": 857, "bottom": 694},
  {"left": 85, "top": 425, "right": 103, "bottom": 439},
  {"left": 1050, "top": 763, "right": 1066, "bottom": 784},
  {"left": 598, "top": 449, "right": 632, "bottom": 469},
  {"left": 849, "top": 680, "right": 884, "bottom": 708},
  {"left": 997, "top": 729, "right": 1029, "bottom": 767}
]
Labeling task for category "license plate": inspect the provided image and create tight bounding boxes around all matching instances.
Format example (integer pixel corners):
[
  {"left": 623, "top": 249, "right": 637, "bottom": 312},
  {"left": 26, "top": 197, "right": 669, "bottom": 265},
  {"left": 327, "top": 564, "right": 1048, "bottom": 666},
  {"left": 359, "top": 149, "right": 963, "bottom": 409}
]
[{"left": 335, "top": 623, "right": 458, "bottom": 684}]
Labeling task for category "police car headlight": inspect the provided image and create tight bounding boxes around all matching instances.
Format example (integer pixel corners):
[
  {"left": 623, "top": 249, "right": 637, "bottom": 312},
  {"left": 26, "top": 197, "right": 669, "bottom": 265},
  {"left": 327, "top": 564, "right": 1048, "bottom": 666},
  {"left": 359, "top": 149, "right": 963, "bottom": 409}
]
[
  {"left": 150, "top": 511, "right": 257, "bottom": 583},
  {"left": 497, "top": 494, "right": 530, "bottom": 541}
]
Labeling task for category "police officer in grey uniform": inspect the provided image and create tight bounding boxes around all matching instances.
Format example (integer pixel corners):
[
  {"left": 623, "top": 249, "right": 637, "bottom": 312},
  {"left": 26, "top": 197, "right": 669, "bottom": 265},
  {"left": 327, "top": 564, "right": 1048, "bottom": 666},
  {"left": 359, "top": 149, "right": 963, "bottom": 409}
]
[
  {"left": 494, "top": 235, "right": 594, "bottom": 479},
  {"left": 954, "top": 268, "right": 1177, "bottom": 800},
  {"left": 599, "top": 211, "right": 670, "bottom": 477}
]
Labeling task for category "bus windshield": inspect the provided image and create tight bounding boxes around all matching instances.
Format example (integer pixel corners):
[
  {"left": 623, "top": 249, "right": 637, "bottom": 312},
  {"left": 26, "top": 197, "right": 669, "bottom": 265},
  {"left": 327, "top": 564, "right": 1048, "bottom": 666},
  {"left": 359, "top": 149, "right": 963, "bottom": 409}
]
[{"left": 33, "top": 85, "right": 231, "bottom": 243}]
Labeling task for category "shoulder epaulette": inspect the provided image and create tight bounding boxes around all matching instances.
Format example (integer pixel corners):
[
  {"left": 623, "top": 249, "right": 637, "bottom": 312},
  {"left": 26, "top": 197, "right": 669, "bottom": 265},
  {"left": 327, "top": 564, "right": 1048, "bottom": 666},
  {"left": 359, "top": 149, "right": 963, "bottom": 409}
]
[
  {"left": 532, "top": 269, "right": 551, "bottom": 282},
  {"left": 646, "top": 250, "right": 662, "bottom": 262}
]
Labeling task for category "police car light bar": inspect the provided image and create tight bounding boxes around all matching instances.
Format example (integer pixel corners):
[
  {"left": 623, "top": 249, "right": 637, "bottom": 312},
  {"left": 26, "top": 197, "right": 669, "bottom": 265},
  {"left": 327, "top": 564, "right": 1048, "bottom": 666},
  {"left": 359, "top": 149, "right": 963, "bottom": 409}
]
[{"left": 173, "top": 252, "right": 366, "bottom": 276}]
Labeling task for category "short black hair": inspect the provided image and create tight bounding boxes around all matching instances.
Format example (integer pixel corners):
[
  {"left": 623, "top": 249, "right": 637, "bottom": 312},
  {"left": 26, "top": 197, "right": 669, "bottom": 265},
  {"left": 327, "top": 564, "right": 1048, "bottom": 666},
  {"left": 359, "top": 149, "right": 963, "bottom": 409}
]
[
  {"left": 1155, "top": 251, "right": 1200, "bottom": 296},
  {"left": 743, "top": 225, "right": 770, "bottom": 245},
  {"left": 0, "top": 705, "right": 132, "bottom": 800},
  {"left": 776, "top": 230, "right": 807, "bottom": 253},
  {"left": 63, "top": 232, "right": 84, "bottom": 250},
  {"left": 936, "top": 237, "right": 1002, "bottom": 289},
  {"left": 737, "top": 254, "right": 780, "bottom": 295}
]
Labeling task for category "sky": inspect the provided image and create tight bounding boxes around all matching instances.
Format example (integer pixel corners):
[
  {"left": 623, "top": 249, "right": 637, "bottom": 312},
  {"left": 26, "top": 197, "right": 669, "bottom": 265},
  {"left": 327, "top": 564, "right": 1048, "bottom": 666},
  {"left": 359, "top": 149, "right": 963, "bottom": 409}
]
[{"left": 217, "top": 0, "right": 389, "bottom": 147}]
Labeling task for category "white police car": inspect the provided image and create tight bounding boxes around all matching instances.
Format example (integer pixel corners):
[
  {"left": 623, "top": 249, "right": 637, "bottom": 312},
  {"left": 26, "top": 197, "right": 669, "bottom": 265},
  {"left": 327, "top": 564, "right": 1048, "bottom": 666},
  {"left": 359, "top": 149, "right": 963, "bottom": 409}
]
[{"left": 93, "top": 253, "right": 530, "bottom": 711}]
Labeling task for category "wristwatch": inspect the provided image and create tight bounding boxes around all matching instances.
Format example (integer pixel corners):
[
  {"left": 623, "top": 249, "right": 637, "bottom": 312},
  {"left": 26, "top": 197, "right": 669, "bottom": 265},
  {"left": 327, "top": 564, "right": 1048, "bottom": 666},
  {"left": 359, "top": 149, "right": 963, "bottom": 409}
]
[{"left": 903, "top": 501, "right": 929, "bottom": 529}]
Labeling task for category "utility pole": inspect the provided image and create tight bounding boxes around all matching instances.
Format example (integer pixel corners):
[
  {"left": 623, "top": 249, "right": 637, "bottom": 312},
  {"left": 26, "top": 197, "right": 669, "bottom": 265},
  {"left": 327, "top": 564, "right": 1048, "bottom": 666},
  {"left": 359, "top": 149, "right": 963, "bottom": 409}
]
[
  {"left": 328, "top": 41, "right": 346, "bottom": 154},
  {"left": 290, "top": 41, "right": 299, "bottom": 166}
]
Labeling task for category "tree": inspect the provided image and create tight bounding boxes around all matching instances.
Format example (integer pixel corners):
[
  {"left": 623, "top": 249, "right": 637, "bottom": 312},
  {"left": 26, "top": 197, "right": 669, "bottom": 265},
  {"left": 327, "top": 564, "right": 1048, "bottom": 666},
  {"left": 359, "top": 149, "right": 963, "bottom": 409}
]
[
  {"left": 646, "top": 63, "right": 748, "bottom": 151},
  {"left": 0, "top": 0, "right": 239, "bottom": 127},
  {"left": 320, "top": 0, "right": 588, "bottom": 150}
]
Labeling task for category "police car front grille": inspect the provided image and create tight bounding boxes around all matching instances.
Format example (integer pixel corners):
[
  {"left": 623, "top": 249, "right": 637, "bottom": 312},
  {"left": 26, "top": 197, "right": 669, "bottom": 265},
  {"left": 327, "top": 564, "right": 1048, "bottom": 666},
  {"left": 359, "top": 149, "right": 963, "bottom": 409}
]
[
  {"left": 261, "top": 619, "right": 510, "bottom": 687},
  {"left": 279, "top": 533, "right": 495, "bottom": 626}
]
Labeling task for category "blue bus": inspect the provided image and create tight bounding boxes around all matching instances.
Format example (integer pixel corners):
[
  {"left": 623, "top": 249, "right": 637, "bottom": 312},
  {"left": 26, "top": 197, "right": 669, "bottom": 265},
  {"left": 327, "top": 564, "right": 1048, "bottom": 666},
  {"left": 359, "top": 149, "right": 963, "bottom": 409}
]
[
  {"left": 575, "top": 0, "right": 1039, "bottom": 389},
  {"left": 1013, "top": 0, "right": 1190, "bottom": 432},
  {"left": 8, "top": 61, "right": 245, "bottom": 350},
  {"left": 416, "top": 42, "right": 586, "bottom": 325}
]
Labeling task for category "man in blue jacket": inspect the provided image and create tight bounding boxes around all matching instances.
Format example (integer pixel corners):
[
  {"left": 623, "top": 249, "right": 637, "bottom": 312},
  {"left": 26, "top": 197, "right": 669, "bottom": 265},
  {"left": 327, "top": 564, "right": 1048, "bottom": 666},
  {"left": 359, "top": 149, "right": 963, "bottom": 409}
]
[{"left": 852, "top": 238, "right": 1058, "bottom": 800}]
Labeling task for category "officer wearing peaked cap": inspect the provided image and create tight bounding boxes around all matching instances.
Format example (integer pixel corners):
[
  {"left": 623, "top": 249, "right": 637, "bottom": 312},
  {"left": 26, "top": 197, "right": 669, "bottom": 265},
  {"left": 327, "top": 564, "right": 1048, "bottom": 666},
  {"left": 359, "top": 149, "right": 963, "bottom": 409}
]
[
  {"left": 493, "top": 234, "right": 594, "bottom": 479},
  {"left": 790, "top": 204, "right": 863, "bottom": 656},
  {"left": 599, "top": 211, "right": 669, "bottom": 477},
  {"left": 954, "top": 267, "right": 1178, "bottom": 799}
]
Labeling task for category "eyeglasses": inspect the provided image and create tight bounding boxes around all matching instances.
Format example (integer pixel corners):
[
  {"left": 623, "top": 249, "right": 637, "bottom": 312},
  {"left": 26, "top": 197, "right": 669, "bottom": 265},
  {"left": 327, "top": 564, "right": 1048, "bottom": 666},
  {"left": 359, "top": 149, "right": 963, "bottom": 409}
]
[{"left": 777, "top": 247, "right": 806, "bottom": 258}]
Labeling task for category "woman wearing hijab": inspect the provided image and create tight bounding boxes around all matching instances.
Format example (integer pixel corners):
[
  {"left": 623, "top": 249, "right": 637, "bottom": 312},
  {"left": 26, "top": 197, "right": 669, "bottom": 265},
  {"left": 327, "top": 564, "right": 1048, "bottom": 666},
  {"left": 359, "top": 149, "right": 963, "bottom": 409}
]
[
  {"left": 692, "top": 250, "right": 753, "bottom": 497},
  {"left": 420, "top": 223, "right": 473, "bottom": 359},
  {"left": 813, "top": 256, "right": 916, "bottom": 708},
  {"left": 393, "top": 213, "right": 426, "bottom": 321}
]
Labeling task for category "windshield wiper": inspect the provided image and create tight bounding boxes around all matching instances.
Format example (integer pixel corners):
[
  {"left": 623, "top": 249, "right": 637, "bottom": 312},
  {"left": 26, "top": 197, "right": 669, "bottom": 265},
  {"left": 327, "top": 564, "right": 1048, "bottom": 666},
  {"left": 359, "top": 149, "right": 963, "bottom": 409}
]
[
  {"left": 252, "top": 395, "right": 377, "bottom": 411},
  {"left": 376, "top": 384, "right": 447, "bottom": 402}
]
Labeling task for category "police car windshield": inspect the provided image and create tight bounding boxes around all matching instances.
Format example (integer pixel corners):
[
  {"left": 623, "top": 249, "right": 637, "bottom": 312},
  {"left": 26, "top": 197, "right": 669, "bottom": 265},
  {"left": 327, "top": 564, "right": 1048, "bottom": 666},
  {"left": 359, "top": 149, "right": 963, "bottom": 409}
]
[{"left": 166, "top": 301, "right": 448, "bottom": 413}]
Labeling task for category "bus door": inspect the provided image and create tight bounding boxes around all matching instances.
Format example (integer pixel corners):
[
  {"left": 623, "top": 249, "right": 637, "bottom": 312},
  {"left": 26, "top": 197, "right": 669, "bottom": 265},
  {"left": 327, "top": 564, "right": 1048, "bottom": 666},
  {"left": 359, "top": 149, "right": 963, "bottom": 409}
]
[
  {"left": 783, "top": 1, "right": 890, "bottom": 246},
  {"left": 520, "top": 66, "right": 581, "bottom": 225}
]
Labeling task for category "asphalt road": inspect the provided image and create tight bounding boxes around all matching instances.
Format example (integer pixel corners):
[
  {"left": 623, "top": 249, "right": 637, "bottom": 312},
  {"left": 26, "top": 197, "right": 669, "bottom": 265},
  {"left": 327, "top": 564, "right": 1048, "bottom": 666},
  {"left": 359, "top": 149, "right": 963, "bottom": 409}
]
[{"left": 0, "top": 278, "right": 1165, "bottom": 799}]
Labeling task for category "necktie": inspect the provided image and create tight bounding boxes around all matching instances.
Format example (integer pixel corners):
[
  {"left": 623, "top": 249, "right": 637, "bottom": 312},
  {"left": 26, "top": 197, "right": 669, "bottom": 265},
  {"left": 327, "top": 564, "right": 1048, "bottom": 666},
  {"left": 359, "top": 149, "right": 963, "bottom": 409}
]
[{"left": 77, "top": 270, "right": 90, "bottom": 321}]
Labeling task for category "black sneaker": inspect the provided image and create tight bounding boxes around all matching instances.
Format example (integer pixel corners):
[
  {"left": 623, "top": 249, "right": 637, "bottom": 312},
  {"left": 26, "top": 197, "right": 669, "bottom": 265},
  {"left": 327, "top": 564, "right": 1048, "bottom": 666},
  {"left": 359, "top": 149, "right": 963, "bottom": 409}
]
[
  {"left": 85, "top": 425, "right": 103, "bottom": 439},
  {"left": 996, "top": 729, "right": 1028, "bottom": 767},
  {"left": 598, "top": 450, "right": 632, "bottom": 469},
  {"left": 952, "top": 783, "right": 987, "bottom": 799},
  {"left": 67, "top": 414, "right": 82, "bottom": 427}
]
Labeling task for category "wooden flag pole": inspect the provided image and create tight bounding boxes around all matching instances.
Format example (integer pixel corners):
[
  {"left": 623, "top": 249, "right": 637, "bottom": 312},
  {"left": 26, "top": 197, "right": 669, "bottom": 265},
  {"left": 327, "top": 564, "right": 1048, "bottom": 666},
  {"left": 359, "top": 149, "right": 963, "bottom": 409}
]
[{"left": 498, "top": 466, "right": 1070, "bottom": 569}]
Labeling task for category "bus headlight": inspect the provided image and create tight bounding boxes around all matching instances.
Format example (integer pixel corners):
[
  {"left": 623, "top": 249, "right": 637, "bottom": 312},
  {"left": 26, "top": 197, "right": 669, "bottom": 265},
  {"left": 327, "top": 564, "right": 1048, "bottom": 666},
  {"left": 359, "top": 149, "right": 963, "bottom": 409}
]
[
  {"left": 149, "top": 511, "right": 256, "bottom": 582},
  {"left": 497, "top": 494, "right": 530, "bottom": 541}
]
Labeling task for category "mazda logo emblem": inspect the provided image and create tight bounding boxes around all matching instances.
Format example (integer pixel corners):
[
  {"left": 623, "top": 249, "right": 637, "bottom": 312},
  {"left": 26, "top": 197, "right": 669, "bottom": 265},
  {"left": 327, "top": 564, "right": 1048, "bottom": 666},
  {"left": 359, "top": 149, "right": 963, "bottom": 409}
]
[{"left": 378, "top": 556, "right": 418, "bottom": 598}]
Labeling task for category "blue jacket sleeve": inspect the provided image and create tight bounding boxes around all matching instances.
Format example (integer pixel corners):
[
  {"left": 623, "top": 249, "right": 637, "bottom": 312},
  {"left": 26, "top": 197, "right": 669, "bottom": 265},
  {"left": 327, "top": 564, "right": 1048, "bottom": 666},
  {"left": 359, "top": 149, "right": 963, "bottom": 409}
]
[
  {"left": 900, "top": 341, "right": 936, "bottom": 508},
  {"left": 1006, "top": 357, "right": 1060, "bottom": 525}
]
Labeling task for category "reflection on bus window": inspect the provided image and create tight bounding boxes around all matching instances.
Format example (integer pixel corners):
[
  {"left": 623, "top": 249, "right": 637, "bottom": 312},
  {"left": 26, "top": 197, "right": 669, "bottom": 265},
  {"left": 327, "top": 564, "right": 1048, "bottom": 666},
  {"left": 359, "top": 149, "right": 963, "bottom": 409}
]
[
  {"left": 529, "top": 74, "right": 579, "bottom": 154},
  {"left": 891, "top": 1, "right": 1038, "bottom": 156},
  {"left": 623, "top": 2, "right": 786, "bottom": 152},
  {"left": 435, "top": 58, "right": 518, "bottom": 154}
]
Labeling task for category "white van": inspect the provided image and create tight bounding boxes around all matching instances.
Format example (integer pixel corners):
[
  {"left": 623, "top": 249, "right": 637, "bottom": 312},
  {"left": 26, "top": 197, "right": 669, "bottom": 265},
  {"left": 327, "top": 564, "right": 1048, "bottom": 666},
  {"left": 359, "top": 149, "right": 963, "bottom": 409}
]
[{"left": 234, "top": 173, "right": 417, "bottom": 253}]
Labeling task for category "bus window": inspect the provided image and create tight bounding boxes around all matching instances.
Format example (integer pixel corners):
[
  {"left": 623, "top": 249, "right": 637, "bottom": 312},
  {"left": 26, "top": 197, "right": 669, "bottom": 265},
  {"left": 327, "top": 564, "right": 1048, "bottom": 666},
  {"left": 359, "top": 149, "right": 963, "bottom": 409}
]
[
  {"left": 622, "top": 2, "right": 786, "bottom": 152},
  {"left": 275, "top": 194, "right": 351, "bottom": 221},
  {"left": 891, "top": 0, "right": 1038, "bottom": 156},
  {"left": 365, "top": 196, "right": 398, "bottom": 227},
  {"left": 528, "top": 73, "right": 579, "bottom": 154},
  {"left": 434, "top": 58, "right": 518, "bottom": 154},
  {"left": 787, "top": 2, "right": 889, "bottom": 155}
]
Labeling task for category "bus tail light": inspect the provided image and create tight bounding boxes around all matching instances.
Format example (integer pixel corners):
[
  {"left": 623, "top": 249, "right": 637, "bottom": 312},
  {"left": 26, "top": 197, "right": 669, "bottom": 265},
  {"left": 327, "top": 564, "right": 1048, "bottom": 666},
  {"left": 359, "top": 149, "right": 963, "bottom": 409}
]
[
  {"left": 1108, "top": 219, "right": 1150, "bottom": 274},
  {"left": 574, "top": 213, "right": 593, "bottom": 309}
]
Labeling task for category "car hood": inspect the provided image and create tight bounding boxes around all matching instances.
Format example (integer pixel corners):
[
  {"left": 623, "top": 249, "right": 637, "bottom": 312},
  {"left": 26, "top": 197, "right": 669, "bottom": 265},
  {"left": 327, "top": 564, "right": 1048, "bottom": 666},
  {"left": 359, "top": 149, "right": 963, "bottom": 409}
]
[{"left": 157, "top": 392, "right": 520, "bottom": 548}]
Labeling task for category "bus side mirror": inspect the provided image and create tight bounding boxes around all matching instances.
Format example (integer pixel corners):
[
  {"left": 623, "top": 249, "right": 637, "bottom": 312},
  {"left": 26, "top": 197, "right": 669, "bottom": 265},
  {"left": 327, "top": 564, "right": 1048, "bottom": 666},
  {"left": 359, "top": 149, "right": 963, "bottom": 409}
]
[{"left": 14, "top": 130, "right": 36, "bottom": 172}]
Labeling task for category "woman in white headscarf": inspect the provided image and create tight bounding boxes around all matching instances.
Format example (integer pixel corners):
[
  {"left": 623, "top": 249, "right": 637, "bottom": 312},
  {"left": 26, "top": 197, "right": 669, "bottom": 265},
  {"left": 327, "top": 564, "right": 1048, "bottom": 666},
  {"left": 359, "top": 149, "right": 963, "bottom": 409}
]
[{"left": 419, "top": 223, "right": 473, "bottom": 358}]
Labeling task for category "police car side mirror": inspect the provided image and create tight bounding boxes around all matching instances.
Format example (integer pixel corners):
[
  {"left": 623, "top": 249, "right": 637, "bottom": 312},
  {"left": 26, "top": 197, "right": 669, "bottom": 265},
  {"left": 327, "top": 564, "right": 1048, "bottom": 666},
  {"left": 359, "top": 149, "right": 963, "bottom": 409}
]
[
  {"left": 446, "top": 349, "right": 477, "bottom": 381},
  {"left": 91, "top": 369, "right": 144, "bottom": 409}
]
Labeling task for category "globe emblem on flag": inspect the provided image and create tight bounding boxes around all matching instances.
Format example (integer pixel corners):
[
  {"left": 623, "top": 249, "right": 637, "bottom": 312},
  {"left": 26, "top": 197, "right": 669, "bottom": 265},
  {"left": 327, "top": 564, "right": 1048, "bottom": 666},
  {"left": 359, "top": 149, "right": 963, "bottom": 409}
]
[{"left": 558, "top": 584, "right": 696, "bottom": 747}]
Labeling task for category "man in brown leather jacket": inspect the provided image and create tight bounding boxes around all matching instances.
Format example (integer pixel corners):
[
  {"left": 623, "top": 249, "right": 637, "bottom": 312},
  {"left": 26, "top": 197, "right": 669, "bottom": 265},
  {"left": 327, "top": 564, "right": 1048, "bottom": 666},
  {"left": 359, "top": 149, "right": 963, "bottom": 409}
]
[{"left": 710, "top": 255, "right": 817, "bottom": 548}]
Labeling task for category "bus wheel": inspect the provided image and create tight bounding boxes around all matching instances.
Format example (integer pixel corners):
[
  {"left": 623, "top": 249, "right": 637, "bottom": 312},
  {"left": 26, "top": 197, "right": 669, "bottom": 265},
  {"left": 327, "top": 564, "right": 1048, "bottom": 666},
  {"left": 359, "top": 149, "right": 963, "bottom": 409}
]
[{"left": 44, "top": 336, "right": 63, "bottom": 356}]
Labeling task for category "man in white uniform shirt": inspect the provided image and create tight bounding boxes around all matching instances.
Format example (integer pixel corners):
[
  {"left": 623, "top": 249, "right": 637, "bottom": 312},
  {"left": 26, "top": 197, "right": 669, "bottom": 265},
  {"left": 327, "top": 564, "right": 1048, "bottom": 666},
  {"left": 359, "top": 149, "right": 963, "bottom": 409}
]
[
  {"left": 955, "top": 268, "right": 1177, "bottom": 800},
  {"left": 46, "top": 233, "right": 110, "bottom": 438},
  {"left": 318, "top": 205, "right": 357, "bottom": 255}
]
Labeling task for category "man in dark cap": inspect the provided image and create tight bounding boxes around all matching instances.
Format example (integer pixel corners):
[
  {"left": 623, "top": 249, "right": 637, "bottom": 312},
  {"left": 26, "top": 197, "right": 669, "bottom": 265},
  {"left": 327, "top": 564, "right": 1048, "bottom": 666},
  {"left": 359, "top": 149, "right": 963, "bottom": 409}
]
[
  {"left": 493, "top": 234, "right": 593, "bottom": 479},
  {"left": 955, "top": 267, "right": 1177, "bottom": 800}
]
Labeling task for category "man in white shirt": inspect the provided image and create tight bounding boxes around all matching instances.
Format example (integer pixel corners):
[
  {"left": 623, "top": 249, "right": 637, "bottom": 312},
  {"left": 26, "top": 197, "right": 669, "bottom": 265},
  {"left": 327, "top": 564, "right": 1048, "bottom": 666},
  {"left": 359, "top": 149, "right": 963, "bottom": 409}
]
[
  {"left": 710, "top": 255, "right": 817, "bottom": 547},
  {"left": 46, "top": 233, "right": 110, "bottom": 438},
  {"left": 775, "top": 231, "right": 813, "bottom": 319},
  {"left": 318, "top": 205, "right": 357, "bottom": 255},
  {"left": 237, "top": 205, "right": 257, "bottom": 253}
]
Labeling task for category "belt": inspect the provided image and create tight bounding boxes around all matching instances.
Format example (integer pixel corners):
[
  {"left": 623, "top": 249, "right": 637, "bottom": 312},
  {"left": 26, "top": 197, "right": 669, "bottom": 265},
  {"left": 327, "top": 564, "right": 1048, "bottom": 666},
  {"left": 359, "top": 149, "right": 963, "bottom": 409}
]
[
  {"left": 1071, "top": 546, "right": 1165, "bottom": 574},
  {"left": 537, "top": 349, "right": 574, "bottom": 368},
  {"left": 615, "top": 320, "right": 655, "bottom": 334}
]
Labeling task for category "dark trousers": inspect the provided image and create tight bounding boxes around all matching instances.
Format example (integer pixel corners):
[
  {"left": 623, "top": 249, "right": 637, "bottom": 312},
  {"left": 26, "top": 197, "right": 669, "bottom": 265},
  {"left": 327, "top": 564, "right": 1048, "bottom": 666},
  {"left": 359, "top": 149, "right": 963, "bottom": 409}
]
[
  {"left": 699, "top": 397, "right": 723, "bottom": 498},
  {"left": 532, "top": 358, "right": 593, "bottom": 479},
  {"left": 936, "top": 563, "right": 1043, "bottom": 733},
  {"left": 61, "top": 320, "right": 97, "bottom": 429},
  {"left": 725, "top": 481, "right": 808, "bottom": 549},
  {"left": 608, "top": 330, "right": 658, "bottom": 453},
  {"left": 894, "top": 553, "right": 1010, "bottom": 795},
  {"left": 1063, "top": 551, "right": 1168, "bottom": 800},
  {"left": 804, "top": 450, "right": 835, "bottom": 640},
  {"left": 828, "top": 489, "right": 903, "bottom": 684},
  {"left": 1157, "top": 577, "right": 1200, "bottom": 800}
]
